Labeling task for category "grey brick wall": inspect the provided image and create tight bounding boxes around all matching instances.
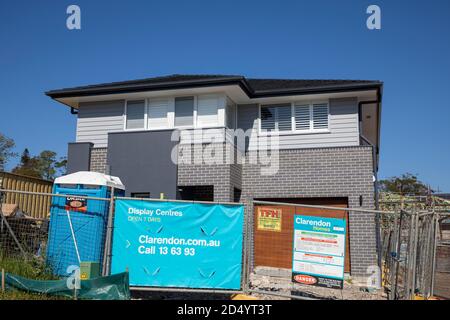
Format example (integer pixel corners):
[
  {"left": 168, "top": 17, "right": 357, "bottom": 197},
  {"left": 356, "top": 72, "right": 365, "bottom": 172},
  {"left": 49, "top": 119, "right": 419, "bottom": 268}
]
[
  {"left": 86, "top": 143, "right": 377, "bottom": 277},
  {"left": 241, "top": 146, "right": 377, "bottom": 277},
  {"left": 89, "top": 148, "right": 108, "bottom": 174},
  {"left": 177, "top": 142, "right": 242, "bottom": 202}
]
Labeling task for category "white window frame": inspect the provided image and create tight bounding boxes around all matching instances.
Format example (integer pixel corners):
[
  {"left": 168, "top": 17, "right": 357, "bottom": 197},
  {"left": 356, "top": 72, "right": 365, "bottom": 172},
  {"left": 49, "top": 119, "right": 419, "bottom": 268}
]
[
  {"left": 147, "top": 97, "right": 170, "bottom": 130},
  {"left": 123, "top": 99, "right": 147, "bottom": 131},
  {"left": 174, "top": 95, "right": 197, "bottom": 129},
  {"left": 258, "top": 100, "right": 330, "bottom": 135},
  {"left": 123, "top": 93, "right": 228, "bottom": 131}
]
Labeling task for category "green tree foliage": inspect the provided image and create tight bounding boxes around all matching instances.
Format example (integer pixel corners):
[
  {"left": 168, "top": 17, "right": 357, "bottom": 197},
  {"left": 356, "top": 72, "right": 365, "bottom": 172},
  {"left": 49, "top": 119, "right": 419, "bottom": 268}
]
[
  {"left": 0, "top": 132, "right": 17, "bottom": 171},
  {"left": 12, "top": 148, "right": 41, "bottom": 178},
  {"left": 379, "top": 173, "right": 431, "bottom": 196},
  {"left": 12, "top": 149, "right": 67, "bottom": 180}
]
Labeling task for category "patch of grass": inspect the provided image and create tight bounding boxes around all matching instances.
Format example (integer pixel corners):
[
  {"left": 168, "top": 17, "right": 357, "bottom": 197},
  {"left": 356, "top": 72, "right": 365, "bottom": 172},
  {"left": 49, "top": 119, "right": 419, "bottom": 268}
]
[
  {"left": 0, "top": 255, "right": 56, "bottom": 280},
  {"left": 0, "top": 290, "right": 64, "bottom": 300},
  {"left": 0, "top": 254, "right": 67, "bottom": 300}
]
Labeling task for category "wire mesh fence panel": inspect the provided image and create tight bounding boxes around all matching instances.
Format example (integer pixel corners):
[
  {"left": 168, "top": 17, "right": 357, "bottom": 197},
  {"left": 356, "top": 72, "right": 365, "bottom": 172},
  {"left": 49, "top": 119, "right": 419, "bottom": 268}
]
[
  {"left": 433, "top": 216, "right": 450, "bottom": 299},
  {"left": 381, "top": 210, "right": 448, "bottom": 300},
  {"left": 0, "top": 190, "right": 52, "bottom": 261}
]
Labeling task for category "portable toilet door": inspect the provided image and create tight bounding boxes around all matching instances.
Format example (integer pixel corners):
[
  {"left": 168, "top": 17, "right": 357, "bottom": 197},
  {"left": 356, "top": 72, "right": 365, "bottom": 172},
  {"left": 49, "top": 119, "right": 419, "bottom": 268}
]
[{"left": 46, "top": 171, "right": 125, "bottom": 276}]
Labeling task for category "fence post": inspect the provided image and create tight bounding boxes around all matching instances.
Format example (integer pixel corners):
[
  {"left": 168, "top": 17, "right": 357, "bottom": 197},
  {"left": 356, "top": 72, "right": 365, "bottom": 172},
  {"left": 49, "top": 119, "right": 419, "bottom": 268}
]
[
  {"left": 392, "top": 210, "right": 404, "bottom": 300},
  {"left": 388, "top": 211, "right": 399, "bottom": 300},
  {"left": 409, "top": 211, "right": 419, "bottom": 299},
  {"left": 103, "top": 187, "right": 115, "bottom": 276},
  {"left": 241, "top": 200, "right": 248, "bottom": 294},
  {"left": 430, "top": 213, "right": 440, "bottom": 297},
  {"left": 1, "top": 268, "right": 5, "bottom": 293}
]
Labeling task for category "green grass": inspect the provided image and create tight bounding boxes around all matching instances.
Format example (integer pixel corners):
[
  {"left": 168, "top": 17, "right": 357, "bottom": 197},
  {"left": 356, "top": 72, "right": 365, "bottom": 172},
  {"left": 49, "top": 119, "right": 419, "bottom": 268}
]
[{"left": 0, "top": 254, "right": 67, "bottom": 300}]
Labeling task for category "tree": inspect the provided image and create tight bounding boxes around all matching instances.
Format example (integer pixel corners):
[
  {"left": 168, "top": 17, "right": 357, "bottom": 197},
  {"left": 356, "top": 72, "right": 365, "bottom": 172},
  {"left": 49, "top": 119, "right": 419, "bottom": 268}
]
[
  {"left": 12, "top": 148, "right": 41, "bottom": 178},
  {"left": 12, "top": 149, "right": 67, "bottom": 180},
  {"left": 379, "top": 173, "right": 431, "bottom": 196},
  {"left": 0, "top": 132, "right": 17, "bottom": 171},
  {"left": 36, "top": 150, "right": 57, "bottom": 180}
]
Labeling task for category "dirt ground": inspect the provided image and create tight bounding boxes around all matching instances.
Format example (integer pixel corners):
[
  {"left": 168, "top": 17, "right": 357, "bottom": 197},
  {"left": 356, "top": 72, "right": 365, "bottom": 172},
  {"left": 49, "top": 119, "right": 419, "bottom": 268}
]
[{"left": 248, "top": 267, "right": 386, "bottom": 300}]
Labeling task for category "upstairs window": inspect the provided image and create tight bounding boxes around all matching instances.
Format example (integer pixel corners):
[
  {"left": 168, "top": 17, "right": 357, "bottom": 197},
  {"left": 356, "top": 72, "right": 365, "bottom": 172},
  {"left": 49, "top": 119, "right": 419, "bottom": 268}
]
[
  {"left": 294, "top": 102, "right": 329, "bottom": 132},
  {"left": 125, "top": 100, "right": 145, "bottom": 129},
  {"left": 260, "top": 104, "right": 291, "bottom": 132},
  {"left": 197, "top": 95, "right": 219, "bottom": 127},
  {"left": 148, "top": 98, "right": 169, "bottom": 129},
  {"left": 175, "top": 97, "right": 194, "bottom": 127}
]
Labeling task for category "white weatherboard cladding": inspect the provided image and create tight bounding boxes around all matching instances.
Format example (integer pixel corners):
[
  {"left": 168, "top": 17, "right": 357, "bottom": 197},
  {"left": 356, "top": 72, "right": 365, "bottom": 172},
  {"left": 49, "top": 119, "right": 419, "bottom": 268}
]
[
  {"left": 76, "top": 100, "right": 124, "bottom": 148},
  {"left": 75, "top": 96, "right": 359, "bottom": 149},
  {"left": 238, "top": 98, "right": 360, "bottom": 150}
]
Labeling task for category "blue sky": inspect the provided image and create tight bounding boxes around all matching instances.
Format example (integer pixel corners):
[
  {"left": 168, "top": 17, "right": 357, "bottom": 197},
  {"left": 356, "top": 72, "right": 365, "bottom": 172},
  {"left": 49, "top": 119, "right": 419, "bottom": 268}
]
[{"left": 0, "top": 0, "right": 449, "bottom": 191}]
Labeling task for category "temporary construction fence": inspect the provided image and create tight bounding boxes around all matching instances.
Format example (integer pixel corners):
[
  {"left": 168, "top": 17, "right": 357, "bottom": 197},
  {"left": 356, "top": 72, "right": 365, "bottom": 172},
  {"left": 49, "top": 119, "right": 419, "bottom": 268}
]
[
  {"left": 1, "top": 187, "right": 448, "bottom": 300},
  {"left": 380, "top": 209, "right": 450, "bottom": 300}
]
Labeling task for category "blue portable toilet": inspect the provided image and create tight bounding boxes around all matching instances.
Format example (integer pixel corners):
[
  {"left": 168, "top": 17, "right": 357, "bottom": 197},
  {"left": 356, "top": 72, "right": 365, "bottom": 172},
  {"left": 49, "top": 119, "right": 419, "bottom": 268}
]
[{"left": 46, "top": 171, "right": 125, "bottom": 276}]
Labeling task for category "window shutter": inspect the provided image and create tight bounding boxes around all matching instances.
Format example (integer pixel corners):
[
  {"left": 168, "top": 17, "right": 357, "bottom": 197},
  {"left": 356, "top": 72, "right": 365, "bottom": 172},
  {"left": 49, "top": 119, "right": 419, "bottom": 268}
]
[
  {"left": 261, "top": 106, "right": 276, "bottom": 131},
  {"left": 148, "top": 98, "right": 168, "bottom": 129},
  {"left": 313, "top": 104, "right": 329, "bottom": 129},
  {"left": 276, "top": 105, "right": 292, "bottom": 131},
  {"left": 295, "top": 105, "right": 310, "bottom": 130}
]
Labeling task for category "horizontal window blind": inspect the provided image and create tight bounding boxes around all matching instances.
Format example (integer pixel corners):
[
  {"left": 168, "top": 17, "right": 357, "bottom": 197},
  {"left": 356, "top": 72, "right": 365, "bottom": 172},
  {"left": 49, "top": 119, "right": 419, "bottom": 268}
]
[
  {"left": 148, "top": 98, "right": 168, "bottom": 129},
  {"left": 260, "top": 106, "right": 276, "bottom": 131},
  {"left": 126, "top": 100, "right": 145, "bottom": 129},
  {"left": 197, "top": 95, "right": 219, "bottom": 127},
  {"left": 175, "top": 97, "right": 194, "bottom": 127},
  {"left": 277, "top": 105, "right": 292, "bottom": 131},
  {"left": 294, "top": 105, "right": 310, "bottom": 131},
  {"left": 313, "top": 104, "right": 329, "bottom": 129}
]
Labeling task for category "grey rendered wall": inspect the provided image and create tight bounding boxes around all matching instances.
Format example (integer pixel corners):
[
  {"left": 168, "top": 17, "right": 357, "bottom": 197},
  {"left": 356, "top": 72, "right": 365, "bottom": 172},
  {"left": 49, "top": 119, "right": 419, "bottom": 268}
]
[
  {"left": 237, "top": 98, "right": 360, "bottom": 150},
  {"left": 241, "top": 146, "right": 377, "bottom": 277},
  {"left": 107, "top": 130, "right": 178, "bottom": 198},
  {"left": 66, "top": 142, "right": 93, "bottom": 174},
  {"left": 76, "top": 100, "right": 124, "bottom": 147}
]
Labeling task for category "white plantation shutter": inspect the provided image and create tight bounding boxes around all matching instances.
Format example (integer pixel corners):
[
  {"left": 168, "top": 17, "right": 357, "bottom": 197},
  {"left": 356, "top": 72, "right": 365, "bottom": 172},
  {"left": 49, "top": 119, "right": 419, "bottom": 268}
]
[
  {"left": 295, "top": 104, "right": 311, "bottom": 130},
  {"left": 197, "top": 95, "right": 219, "bottom": 127},
  {"left": 261, "top": 104, "right": 292, "bottom": 132},
  {"left": 276, "top": 105, "right": 292, "bottom": 131},
  {"left": 148, "top": 98, "right": 168, "bottom": 129},
  {"left": 313, "top": 104, "right": 329, "bottom": 129}
]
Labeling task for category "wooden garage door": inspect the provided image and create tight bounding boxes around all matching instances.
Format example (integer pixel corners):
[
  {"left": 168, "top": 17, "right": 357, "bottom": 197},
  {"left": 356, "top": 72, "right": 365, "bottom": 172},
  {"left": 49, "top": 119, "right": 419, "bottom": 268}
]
[{"left": 254, "top": 198, "right": 351, "bottom": 273}]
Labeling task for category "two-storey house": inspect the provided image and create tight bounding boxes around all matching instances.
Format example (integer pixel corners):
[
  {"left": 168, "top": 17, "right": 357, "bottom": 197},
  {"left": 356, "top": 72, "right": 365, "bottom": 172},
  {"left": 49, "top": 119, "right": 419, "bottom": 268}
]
[{"left": 46, "top": 74, "right": 383, "bottom": 281}]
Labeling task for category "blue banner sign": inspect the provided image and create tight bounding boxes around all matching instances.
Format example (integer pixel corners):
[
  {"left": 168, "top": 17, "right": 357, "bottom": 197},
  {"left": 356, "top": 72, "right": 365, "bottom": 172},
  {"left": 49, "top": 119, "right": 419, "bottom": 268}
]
[
  {"left": 292, "top": 215, "right": 346, "bottom": 289},
  {"left": 111, "top": 199, "right": 244, "bottom": 289}
]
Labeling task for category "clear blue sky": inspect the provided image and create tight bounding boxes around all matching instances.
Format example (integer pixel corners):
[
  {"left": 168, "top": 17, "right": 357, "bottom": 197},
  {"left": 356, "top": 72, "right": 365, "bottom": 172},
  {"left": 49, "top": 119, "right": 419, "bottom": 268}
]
[{"left": 1, "top": 0, "right": 449, "bottom": 191}]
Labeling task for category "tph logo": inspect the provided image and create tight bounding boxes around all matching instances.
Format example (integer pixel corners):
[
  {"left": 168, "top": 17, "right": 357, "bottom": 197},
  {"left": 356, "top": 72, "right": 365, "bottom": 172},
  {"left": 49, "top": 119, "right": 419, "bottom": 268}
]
[
  {"left": 366, "top": 5, "right": 381, "bottom": 30},
  {"left": 66, "top": 5, "right": 81, "bottom": 30}
]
